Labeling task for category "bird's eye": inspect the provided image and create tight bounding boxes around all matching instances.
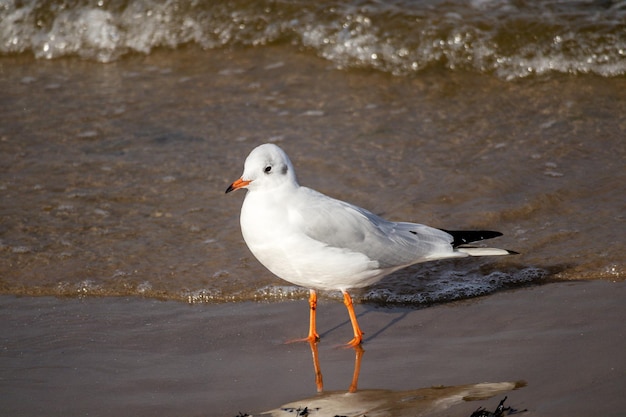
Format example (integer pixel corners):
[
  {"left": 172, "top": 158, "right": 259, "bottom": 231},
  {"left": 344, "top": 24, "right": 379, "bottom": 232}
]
[{"left": 264, "top": 165, "right": 272, "bottom": 174}]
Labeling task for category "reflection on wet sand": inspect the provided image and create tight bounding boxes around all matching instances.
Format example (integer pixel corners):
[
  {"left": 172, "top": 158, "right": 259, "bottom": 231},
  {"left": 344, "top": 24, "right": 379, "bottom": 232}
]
[
  {"left": 261, "top": 341, "right": 525, "bottom": 416},
  {"left": 307, "top": 341, "right": 363, "bottom": 394}
]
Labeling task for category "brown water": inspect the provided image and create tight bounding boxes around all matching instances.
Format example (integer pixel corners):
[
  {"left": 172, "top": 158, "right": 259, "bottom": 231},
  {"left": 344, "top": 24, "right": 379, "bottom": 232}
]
[{"left": 1, "top": 46, "right": 624, "bottom": 304}]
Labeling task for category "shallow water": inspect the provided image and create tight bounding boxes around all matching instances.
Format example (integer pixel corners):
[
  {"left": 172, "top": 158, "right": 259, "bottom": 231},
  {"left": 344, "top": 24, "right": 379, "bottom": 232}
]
[{"left": 1, "top": 43, "right": 624, "bottom": 304}]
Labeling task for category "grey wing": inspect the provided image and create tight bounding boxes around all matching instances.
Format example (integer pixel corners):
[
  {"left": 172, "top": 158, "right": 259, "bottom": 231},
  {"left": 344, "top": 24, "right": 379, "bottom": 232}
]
[{"left": 294, "top": 188, "right": 455, "bottom": 268}]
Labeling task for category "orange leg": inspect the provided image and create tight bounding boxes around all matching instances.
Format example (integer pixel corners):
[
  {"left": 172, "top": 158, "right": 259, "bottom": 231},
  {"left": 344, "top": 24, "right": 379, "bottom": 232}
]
[
  {"left": 342, "top": 291, "right": 364, "bottom": 347},
  {"left": 286, "top": 289, "right": 319, "bottom": 344},
  {"left": 307, "top": 289, "right": 320, "bottom": 342}
]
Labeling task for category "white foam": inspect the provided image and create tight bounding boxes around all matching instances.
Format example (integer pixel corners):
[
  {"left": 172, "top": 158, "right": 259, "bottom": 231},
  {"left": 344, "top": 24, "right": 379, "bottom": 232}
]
[{"left": 1, "top": 1, "right": 624, "bottom": 79}]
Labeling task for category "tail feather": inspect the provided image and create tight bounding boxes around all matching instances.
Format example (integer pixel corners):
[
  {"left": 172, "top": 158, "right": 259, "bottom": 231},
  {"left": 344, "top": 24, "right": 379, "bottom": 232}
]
[
  {"left": 456, "top": 247, "right": 518, "bottom": 256},
  {"left": 439, "top": 229, "right": 503, "bottom": 247},
  {"left": 439, "top": 229, "right": 519, "bottom": 256}
]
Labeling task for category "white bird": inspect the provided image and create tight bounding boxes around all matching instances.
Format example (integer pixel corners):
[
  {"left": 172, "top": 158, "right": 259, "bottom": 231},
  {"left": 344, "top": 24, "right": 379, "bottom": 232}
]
[{"left": 226, "top": 143, "right": 516, "bottom": 346}]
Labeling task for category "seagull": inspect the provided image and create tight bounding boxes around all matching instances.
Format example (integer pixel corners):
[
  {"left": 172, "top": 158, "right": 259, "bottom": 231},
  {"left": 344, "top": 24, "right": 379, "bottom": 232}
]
[{"left": 226, "top": 143, "right": 516, "bottom": 347}]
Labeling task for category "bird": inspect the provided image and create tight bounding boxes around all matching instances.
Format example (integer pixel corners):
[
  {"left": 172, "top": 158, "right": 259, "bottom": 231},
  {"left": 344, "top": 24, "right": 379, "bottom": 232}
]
[{"left": 225, "top": 143, "right": 516, "bottom": 347}]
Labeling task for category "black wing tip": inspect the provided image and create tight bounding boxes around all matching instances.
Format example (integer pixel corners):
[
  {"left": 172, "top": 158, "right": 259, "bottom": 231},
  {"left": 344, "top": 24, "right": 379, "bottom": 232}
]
[{"left": 439, "top": 229, "right": 504, "bottom": 248}]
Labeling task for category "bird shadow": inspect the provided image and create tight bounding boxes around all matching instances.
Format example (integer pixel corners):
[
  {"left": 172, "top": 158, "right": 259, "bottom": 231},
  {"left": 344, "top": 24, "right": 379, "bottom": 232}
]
[{"left": 319, "top": 306, "right": 411, "bottom": 346}]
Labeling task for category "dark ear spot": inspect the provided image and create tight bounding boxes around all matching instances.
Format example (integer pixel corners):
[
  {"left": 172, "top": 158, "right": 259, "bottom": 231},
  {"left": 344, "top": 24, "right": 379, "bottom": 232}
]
[{"left": 281, "top": 164, "right": 288, "bottom": 174}]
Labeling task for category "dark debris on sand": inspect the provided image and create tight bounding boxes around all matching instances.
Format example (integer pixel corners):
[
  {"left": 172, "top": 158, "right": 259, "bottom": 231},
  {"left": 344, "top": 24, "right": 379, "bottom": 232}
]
[{"left": 470, "top": 396, "right": 527, "bottom": 417}]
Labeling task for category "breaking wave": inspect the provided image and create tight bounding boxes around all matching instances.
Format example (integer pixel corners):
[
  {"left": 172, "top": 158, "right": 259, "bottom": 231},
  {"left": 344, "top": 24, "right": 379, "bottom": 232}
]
[{"left": 2, "top": 0, "right": 626, "bottom": 79}]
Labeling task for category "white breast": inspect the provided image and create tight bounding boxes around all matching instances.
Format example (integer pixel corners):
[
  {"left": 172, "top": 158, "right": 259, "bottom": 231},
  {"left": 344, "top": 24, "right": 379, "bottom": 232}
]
[{"left": 239, "top": 188, "right": 384, "bottom": 291}]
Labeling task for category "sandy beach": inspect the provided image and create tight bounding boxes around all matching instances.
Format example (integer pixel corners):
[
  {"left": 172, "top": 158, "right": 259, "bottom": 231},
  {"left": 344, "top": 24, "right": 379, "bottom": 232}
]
[{"left": 2, "top": 280, "right": 624, "bottom": 416}]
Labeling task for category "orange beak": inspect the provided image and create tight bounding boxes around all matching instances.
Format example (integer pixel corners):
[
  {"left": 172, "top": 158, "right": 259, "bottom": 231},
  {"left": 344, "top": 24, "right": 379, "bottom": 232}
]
[{"left": 225, "top": 177, "right": 251, "bottom": 194}]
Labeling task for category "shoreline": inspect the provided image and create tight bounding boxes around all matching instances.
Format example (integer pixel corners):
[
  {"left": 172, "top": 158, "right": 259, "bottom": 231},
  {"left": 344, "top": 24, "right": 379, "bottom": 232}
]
[{"left": 1, "top": 280, "right": 625, "bottom": 416}]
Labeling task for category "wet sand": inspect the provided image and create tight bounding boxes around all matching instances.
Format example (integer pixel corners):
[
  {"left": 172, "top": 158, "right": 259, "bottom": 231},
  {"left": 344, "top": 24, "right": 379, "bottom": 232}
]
[{"left": 2, "top": 280, "right": 625, "bottom": 416}]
